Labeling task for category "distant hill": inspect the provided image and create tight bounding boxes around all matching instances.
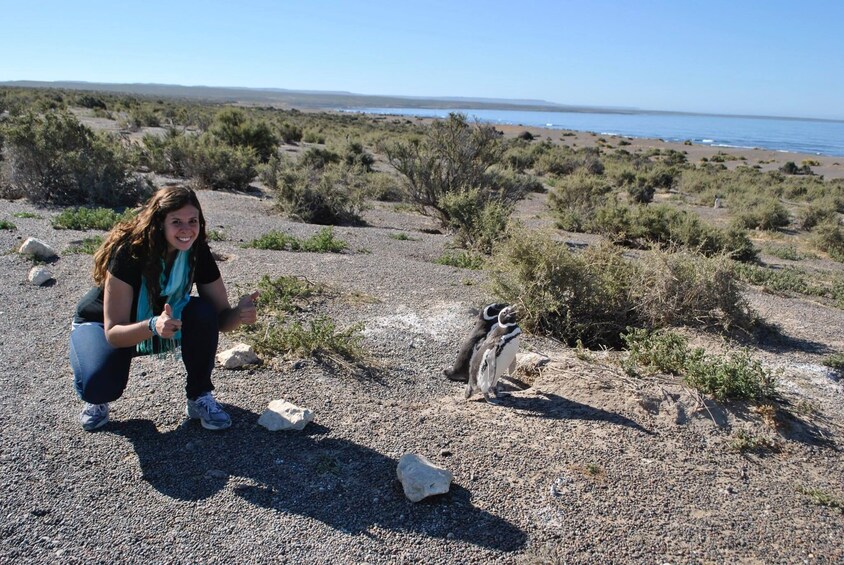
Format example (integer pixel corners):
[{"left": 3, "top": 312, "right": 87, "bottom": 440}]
[{"left": 0, "top": 80, "right": 639, "bottom": 114}]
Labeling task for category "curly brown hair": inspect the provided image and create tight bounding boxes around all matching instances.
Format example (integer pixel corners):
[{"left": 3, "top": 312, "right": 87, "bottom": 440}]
[{"left": 92, "top": 186, "right": 207, "bottom": 309}]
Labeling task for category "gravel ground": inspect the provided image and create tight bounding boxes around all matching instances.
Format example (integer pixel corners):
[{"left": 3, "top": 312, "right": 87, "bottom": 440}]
[{"left": 1, "top": 189, "right": 842, "bottom": 564}]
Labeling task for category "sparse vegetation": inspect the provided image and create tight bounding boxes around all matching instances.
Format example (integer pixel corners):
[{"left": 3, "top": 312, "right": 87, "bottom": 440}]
[
  {"left": 730, "top": 430, "right": 782, "bottom": 454},
  {"left": 51, "top": 207, "right": 134, "bottom": 231},
  {"left": 245, "top": 227, "right": 348, "bottom": 253},
  {"left": 435, "top": 250, "right": 485, "bottom": 270},
  {"left": 66, "top": 236, "right": 104, "bottom": 254},
  {"left": 796, "top": 486, "right": 843, "bottom": 511},
  {"left": 0, "top": 219, "right": 15, "bottom": 230}
]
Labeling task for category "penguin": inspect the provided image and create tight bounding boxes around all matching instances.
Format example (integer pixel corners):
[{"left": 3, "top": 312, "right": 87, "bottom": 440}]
[
  {"left": 443, "top": 303, "right": 508, "bottom": 382},
  {"left": 465, "top": 306, "right": 521, "bottom": 403}
]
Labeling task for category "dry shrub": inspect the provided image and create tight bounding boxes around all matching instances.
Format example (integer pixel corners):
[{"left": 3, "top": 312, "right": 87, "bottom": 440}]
[
  {"left": 631, "top": 249, "right": 756, "bottom": 332},
  {"left": 488, "top": 227, "right": 637, "bottom": 347},
  {"left": 489, "top": 228, "right": 756, "bottom": 348}
]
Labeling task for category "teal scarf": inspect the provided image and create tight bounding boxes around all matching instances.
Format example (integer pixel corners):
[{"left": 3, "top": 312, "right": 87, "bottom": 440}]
[{"left": 136, "top": 250, "right": 191, "bottom": 355}]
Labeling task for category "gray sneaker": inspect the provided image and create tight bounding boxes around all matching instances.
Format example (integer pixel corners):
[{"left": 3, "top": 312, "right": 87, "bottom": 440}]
[
  {"left": 186, "top": 392, "right": 231, "bottom": 430},
  {"left": 80, "top": 403, "right": 109, "bottom": 431}
]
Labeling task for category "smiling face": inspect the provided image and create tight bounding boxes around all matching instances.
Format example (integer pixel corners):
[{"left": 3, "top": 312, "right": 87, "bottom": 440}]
[{"left": 163, "top": 204, "right": 200, "bottom": 253}]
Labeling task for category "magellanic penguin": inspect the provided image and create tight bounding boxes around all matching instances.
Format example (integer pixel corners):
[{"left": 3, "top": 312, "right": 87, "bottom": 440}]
[
  {"left": 465, "top": 306, "right": 521, "bottom": 403},
  {"left": 443, "top": 303, "right": 508, "bottom": 382}
]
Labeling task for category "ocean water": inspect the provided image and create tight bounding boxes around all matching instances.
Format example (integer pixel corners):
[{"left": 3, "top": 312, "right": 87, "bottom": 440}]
[{"left": 351, "top": 107, "right": 844, "bottom": 157}]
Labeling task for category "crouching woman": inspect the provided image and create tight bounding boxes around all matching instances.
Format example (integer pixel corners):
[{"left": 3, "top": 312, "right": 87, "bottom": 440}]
[{"left": 69, "top": 185, "right": 258, "bottom": 431}]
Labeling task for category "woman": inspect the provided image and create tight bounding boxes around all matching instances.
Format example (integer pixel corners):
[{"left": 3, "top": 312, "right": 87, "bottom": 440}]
[{"left": 69, "top": 185, "right": 258, "bottom": 431}]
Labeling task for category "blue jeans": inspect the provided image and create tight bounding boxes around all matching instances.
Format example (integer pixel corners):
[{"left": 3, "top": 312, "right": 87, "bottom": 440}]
[{"left": 70, "top": 296, "right": 219, "bottom": 403}]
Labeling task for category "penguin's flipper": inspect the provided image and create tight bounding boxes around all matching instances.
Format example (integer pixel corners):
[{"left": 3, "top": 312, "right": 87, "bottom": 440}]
[{"left": 477, "top": 349, "right": 497, "bottom": 394}]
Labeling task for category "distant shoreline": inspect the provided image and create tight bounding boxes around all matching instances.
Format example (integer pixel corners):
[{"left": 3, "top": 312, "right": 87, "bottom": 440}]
[
  {"left": 3, "top": 80, "right": 842, "bottom": 123},
  {"left": 353, "top": 111, "right": 844, "bottom": 180}
]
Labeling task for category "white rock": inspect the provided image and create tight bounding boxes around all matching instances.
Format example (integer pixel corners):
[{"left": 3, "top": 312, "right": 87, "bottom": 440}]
[
  {"left": 28, "top": 266, "right": 53, "bottom": 286},
  {"left": 19, "top": 237, "right": 57, "bottom": 260},
  {"left": 257, "top": 400, "right": 314, "bottom": 431},
  {"left": 216, "top": 343, "right": 260, "bottom": 369},
  {"left": 396, "top": 453, "right": 453, "bottom": 502}
]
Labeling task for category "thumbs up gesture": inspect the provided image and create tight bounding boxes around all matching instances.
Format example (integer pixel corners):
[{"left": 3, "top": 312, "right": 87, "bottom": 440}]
[
  {"left": 236, "top": 291, "right": 260, "bottom": 326},
  {"left": 157, "top": 303, "right": 183, "bottom": 339}
]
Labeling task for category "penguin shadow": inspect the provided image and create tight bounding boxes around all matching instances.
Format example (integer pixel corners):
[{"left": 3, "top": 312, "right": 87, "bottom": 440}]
[
  {"left": 502, "top": 392, "right": 654, "bottom": 435},
  {"left": 110, "top": 406, "right": 527, "bottom": 552}
]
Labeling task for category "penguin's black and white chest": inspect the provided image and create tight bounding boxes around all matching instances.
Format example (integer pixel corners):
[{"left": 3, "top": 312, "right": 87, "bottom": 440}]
[{"left": 466, "top": 306, "right": 521, "bottom": 402}]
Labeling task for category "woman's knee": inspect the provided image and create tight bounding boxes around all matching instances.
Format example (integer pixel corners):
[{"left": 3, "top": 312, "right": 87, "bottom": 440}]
[
  {"left": 182, "top": 296, "right": 218, "bottom": 330},
  {"left": 70, "top": 324, "right": 131, "bottom": 403}
]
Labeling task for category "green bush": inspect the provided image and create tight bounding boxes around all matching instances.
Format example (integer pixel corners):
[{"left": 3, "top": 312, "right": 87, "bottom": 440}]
[
  {"left": 365, "top": 172, "right": 405, "bottom": 202},
  {"left": 2, "top": 111, "right": 151, "bottom": 206},
  {"left": 0, "top": 219, "right": 16, "bottom": 230},
  {"left": 812, "top": 221, "right": 844, "bottom": 261},
  {"left": 822, "top": 353, "right": 844, "bottom": 372},
  {"left": 621, "top": 328, "right": 689, "bottom": 376},
  {"left": 342, "top": 141, "right": 375, "bottom": 172},
  {"left": 589, "top": 202, "right": 757, "bottom": 261},
  {"left": 439, "top": 188, "right": 513, "bottom": 254},
  {"left": 246, "top": 227, "right": 348, "bottom": 253},
  {"left": 627, "top": 177, "right": 655, "bottom": 204},
  {"left": 798, "top": 203, "right": 838, "bottom": 230},
  {"left": 249, "top": 315, "right": 364, "bottom": 361},
  {"left": 684, "top": 348, "right": 776, "bottom": 402},
  {"left": 277, "top": 122, "right": 303, "bottom": 144},
  {"left": 52, "top": 207, "right": 133, "bottom": 230},
  {"left": 622, "top": 330, "right": 776, "bottom": 402},
  {"left": 384, "top": 113, "right": 517, "bottom": 230},
  {"left": 735, "top": 198, "right": 790, "bottom": 230},
  {"left": 180, "top": 134, "right": 258, "bottom": 191},
  {"left": 263, "top": 156, "right": 365, "bottom": 225},
  {"left": 210, "top": 108, "right": 278, "bottom": 163},
  {"left": 300, "top": 147, "right": 341, "bottom": 169},
  {"left": 255, "top": 274, "right": 323, "bottom": 315},
  {"left": 434, "top": 250, "right": 485, "bottom": 270},
  {"left": 302, "top": 130, "right": 325, "bottom": 144},
  {"left": 549, "top": 171, "right": 614, "bottom": 231}
]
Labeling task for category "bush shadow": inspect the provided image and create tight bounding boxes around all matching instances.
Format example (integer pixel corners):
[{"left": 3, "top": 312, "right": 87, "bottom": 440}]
[
  {"left": 747, "top": 320, "right": 834, "bottom": 356},
  {"left": 502, "top": 392, "right": 654, "bottom": 435},
  {"left": 110, "top": 406, "right": 526, "bottom": 552}
]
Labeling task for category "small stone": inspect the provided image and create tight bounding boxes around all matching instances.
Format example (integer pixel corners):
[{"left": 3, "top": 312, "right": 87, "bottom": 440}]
[
  {"left": 205, "top": 469, "right": 227, "bottom": 479},
  {"left": 28, "top": 266, "right": 53, "bottom": 286},
  {"left": 19, "top": 237, "right": 57, "bottom": 260},
  {"left": 396, "top": 453, "right": 453, "bottom": 502},
  {"left": 439, "top": 448, "right": 452, "bottom": 457},
  {"left": 258, "top": 400, "right": 314, "bottom": 431},
  {"left": 216, "top": 343, "right": 260, "bottom": 369}
]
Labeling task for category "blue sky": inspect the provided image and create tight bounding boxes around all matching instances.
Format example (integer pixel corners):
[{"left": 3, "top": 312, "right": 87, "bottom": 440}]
[{"left": 2, "top": 0, "right": 842, "bottom": 120}]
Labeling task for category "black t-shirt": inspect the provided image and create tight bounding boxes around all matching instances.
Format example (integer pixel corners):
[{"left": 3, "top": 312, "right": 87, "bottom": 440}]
[{"left": 74, "top": 240, "right": 221, "bottom": 324}]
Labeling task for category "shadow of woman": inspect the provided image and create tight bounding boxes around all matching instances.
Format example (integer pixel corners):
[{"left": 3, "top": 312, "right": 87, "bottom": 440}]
[{"left": 110, "top": 406, "right": 527, "bottom": 552}]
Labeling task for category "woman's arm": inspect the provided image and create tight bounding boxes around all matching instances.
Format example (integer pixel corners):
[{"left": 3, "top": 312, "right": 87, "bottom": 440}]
[
  {"left": 103, "top": 273, "right": 153, "bottom": 348},
  {"left": 197, "top": 277, "right": 259, "bottom": 333}
]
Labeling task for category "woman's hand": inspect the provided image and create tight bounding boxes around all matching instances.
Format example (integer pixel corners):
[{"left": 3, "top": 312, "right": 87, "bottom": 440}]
[
  {"left": 156, "top": 303, "right": 183, "bottom": 339},
  {"left": 236, "top": 291, "right": 260, "bottom": 326}
]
